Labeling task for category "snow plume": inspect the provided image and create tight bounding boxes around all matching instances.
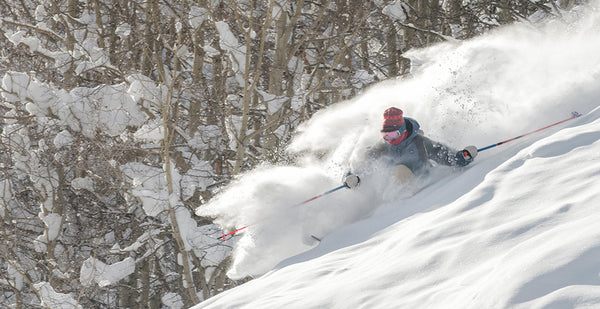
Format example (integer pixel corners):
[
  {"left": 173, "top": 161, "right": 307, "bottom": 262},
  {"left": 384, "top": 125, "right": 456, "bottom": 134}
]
[
  {"left": 290, "top": 2, "right": 600, "bottom": 163},
  {"left": 197, "top": 2, "right": 600, "bottom": 281},
  {"left": 197, "top": 164, "right": 381, "bottom": 279}
]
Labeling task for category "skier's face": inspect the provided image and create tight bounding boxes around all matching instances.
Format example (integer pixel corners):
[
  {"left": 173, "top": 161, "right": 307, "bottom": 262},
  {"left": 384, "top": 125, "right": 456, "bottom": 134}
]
[{"left": 381, "top": 130, "right": 401, "bottom": 143}]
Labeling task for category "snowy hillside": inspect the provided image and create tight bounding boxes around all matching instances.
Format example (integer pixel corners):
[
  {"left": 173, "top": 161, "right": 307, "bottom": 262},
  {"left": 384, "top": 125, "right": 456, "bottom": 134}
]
[{"left": 194, "top": 3, "right": 600, "bottom": 308}]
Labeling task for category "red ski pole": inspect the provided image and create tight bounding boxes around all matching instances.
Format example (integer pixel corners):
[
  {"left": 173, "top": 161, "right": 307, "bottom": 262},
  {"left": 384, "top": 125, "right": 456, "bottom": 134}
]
[
  {"left": 221, "top": 184, "right": 349, "bottom": 240},
  {"left": 478, "top": 111, "right": 582, "bottom": 152}
]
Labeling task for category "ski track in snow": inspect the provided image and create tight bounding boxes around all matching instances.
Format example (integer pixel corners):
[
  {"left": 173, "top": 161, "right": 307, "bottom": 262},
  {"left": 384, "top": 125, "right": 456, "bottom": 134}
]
[{"left": 194, "top": 3, "right": 600, "bottom": 308}]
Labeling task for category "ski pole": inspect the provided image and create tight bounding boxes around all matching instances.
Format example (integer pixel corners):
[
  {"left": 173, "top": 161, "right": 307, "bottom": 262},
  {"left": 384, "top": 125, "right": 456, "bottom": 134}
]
[
  {"left": 221, "top": 183, "right": 349, "bottom": 240},
  {"left": 478, "top": 111, "right": 582, "bottom": 152},
  {"left": 296, "top": 184, "right": 348, "bottom": 205}
]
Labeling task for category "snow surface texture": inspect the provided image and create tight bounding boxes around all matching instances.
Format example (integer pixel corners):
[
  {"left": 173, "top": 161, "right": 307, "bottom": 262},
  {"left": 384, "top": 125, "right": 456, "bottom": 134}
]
[{"left": 195, "top": 2, "right": 600, "bottom": 308}]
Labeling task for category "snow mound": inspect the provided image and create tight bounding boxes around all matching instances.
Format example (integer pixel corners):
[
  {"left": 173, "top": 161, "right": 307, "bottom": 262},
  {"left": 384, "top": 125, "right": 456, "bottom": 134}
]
[{"left": 195, "top": 107, "right": 600, "bottom": 308}]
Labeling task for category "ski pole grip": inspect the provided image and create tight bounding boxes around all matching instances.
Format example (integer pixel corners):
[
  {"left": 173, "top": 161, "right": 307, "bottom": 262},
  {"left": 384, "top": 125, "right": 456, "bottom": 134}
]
[{"left": 343, "top": 174, "right": 360, "bottom": 189}]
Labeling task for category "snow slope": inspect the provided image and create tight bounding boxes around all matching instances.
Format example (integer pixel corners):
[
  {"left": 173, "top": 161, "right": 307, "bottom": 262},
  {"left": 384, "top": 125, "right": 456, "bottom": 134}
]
[{"left": 194, "top": 3, "right": 600, "bottom": 308}]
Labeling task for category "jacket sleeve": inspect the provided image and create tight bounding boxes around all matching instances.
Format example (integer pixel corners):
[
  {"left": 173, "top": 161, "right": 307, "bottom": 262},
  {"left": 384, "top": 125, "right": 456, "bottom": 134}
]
[
  {"left": 366, "top": 141, "right": 388, "bottom": 159},
  {"left": 419, "top": 135, "right": 471, "bottom": 167}
]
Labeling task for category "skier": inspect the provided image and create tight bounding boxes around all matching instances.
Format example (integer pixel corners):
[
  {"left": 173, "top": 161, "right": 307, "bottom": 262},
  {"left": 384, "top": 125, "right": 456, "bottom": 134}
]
[{"left": 343, "top": 107, "right": 477, "bottom": 188}]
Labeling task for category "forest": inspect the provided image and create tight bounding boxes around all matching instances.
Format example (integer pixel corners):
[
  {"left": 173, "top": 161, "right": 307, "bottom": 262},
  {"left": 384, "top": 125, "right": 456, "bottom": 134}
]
[{"left": 0, "top": 0, "right": 579, "bottom": 308}]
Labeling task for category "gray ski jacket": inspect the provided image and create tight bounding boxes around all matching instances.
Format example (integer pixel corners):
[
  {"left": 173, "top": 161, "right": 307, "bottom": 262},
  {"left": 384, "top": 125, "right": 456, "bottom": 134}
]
[{"left": 369, "top": 118, "right": 470, "bottom": 175}]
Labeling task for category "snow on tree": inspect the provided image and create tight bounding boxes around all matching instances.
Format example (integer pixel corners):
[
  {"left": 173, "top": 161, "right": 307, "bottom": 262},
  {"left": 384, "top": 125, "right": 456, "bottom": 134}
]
[{"left": 80, "top": 257, "right": 136, "bottom": 288}]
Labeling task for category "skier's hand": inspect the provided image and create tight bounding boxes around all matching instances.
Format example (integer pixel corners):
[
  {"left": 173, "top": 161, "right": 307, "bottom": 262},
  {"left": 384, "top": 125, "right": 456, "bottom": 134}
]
[
  {"left": 343, "top": 173, "right": 360, "bottom": 189},
  {"left": 455, "top": 146, "right": 477, "bottom": 166},
  {"left": 456, "top": 145, "right": 478, "bottom": 166},
  {"left": 462, "top": 145, "right": 478, "bottom": 160}
]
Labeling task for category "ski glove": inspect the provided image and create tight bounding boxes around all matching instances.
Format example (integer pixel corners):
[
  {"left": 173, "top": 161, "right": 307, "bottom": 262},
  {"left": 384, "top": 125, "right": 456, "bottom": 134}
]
[
  {"left": 343, "top": 173, "right": 361, "bottom": 189},
  {"left": 455, "top": 145, "right": 478, "bottom": 166},
  {"left": 462, "top": 145, "right": 478, "bottom": 160}
]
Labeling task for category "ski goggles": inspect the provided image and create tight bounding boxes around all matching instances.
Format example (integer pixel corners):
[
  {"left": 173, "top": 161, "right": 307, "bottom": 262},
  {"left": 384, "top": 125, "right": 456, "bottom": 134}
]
[
  {"left": 381, "top": 130, "right": 401, "bottom": 141},
  {"left": 380, "top": 124, "right": 406, "bottom": 141}
]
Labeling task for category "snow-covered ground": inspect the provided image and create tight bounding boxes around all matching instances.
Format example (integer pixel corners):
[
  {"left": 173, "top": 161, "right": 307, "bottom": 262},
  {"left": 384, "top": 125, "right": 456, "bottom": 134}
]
[{"left": 194, "top": 3, "right": 600, "bottom": 308}]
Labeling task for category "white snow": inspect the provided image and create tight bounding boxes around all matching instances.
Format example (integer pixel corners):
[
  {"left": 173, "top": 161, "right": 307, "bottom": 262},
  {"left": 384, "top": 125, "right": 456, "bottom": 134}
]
[
  {"left": 7, "top": 264, "right": 24, "bottom": 291},
  {"left": 80, "top": 257, "right": 136, "bottom": 288},
  {"left": 34, "top": 282, "right": 82, "bottom": 309},
  {"left": 382, "top": 0, "right": 409, "bottom": 22},
  {"left": 214, "top": 21, "right": 247, "bottom": 87},
  {"left": 70, "top": 176, "right": 95, "bottom": 192},
  {"left": 39, "top": 213, "right": 62, "bottom": 241},
  {"left": 189, "top": 6, "right": 209, "bottom": 29},
  {"left": 120, "top": 162, "right": 178, "bottom": 217},
  {"left": 193, "top": 3, "right": 600, "bottom": 308},
  {"left": 162, "top": 292, "right": 184, "bottom": 309},
  {"left": 34, "top": 212, "right": 63, "bottom": 253},
  {"left": 126, "top": 74, "right": 168, "bottom": 113},
  {"left": 133, "top": 120, "right": 165, "bottom": 143},
  {"left": 53, "top": 130, "right": 74, "bottom": 148}
]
